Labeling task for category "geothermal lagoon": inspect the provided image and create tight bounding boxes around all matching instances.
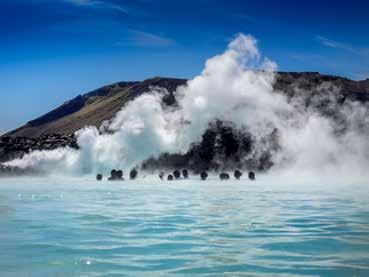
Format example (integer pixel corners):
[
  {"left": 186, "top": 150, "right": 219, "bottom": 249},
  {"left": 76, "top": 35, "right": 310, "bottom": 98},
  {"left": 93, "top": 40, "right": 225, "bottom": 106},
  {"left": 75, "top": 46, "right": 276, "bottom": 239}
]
[
  {"left": 1, "top": 6, "right": 369, "bottom": 276},
  {"left": 0, "top": 176, "right": 369, "bottom": 276}
]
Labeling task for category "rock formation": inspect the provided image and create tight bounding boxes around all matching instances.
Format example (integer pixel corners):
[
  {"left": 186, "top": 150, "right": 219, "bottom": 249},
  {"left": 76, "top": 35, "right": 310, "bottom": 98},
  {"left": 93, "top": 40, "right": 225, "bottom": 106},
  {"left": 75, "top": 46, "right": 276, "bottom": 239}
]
[
  {"left": 219, "top": 173, "right": 230, "bottom": 180},
  {"left": 182, "top": 169, "right": 189, "bottom": 179},
  {"left": 173, "top": 170, "right": 181, "bottom": 179},
  {"left": 234, "top": 170, "right": 242, "bottom": 180},
  {"left": 200, "top": 171, "right": 208, "bottom": 180},
  {"left": 130, "top": 168, "right": 138, "bottom": 180},
  {"left": 1, "top": 73, "right": 369, "bottom": 174}
]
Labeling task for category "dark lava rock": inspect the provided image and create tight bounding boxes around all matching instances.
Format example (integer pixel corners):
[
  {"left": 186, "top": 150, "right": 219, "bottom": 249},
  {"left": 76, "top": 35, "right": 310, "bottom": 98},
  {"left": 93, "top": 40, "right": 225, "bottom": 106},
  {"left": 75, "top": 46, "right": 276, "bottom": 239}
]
[
  {"left": 234, "top": 170, "right": 242, "bottom": 180},
  {"left": 248, "top": 171, "right": 255, "bottom": 180},
  {"left": 173, "top": 170, "right": 181, "bottom": 179},
  {"left": 0, "top": 164, "right": 40, "bottom": 177},
  {"left": 182, "top": 169, "right": 189, "bottom": 179},
  {"left": 130, "top": 168, "right": 138, "bottom": 180},
  {"left": 96, "top": 174, "right": 103, "bottom": 181},
  {"left": 167, "top": 174, "right": 174, "bottom": 181},
  {"left": 219, "top": 173, "right": 230, "bottom": 180},
  {"left": 159, "top": 171, "right": 164, "bottom": 180},
  {"left": 142, "top": 120, "right": 277, "bottom": 174},
  {"left": 109, "top": 169, "right": 124, "bottom": 181},
  {"left": 116, "top": 170, "right": 124, "bottom": 180},
  {"left": 200, "top": 171, "right": 208, "bottom": 180},
  {"left": 0, "top": 134, "right": 78, "bottom": 163},
  {"left": 108, "top": 169, "right": 117, "bottom": 181}
]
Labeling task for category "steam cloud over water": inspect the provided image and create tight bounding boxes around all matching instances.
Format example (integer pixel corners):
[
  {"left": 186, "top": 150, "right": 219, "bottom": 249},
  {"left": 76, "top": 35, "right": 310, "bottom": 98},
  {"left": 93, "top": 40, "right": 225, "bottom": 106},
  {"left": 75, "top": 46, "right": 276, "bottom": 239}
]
[{"left": 6, "top": 34, "right": 369, "bottom": 180}]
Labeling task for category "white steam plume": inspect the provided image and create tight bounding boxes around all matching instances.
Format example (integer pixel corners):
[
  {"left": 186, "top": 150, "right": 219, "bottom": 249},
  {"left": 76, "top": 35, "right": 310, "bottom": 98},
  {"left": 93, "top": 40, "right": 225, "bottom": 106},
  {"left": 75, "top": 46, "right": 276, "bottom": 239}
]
[{"left": 6, "top": 33, "right": 369, "bottom": 180}]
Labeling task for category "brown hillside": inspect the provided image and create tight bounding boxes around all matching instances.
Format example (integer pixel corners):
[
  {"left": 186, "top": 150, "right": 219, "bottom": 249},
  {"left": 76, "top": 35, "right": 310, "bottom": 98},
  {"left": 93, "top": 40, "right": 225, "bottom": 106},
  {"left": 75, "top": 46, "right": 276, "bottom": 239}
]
[{"left": 4, "top": 73, "right": 369, "bottom": 138}]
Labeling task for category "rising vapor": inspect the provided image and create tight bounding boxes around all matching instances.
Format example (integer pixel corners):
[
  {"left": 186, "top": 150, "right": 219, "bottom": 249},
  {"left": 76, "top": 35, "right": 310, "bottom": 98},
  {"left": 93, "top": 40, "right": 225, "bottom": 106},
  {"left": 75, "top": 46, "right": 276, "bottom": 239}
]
[{"left": 6, "top": 34, "right": 369, "bottom": 180}]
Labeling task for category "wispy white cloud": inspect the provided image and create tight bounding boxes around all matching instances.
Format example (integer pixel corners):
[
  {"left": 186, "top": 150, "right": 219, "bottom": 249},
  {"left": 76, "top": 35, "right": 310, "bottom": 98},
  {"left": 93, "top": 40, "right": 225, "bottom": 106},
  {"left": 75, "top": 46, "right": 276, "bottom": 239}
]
[
  {"left": 64, "top": 0, "right": 129, "bottom": 14},
  {"left": 65, "top": 0, "right": 102, "bottom": 7},
  {"left": 315, "top": 35, "right": 369, "bottom": 59},
  {"left": 316, "top": 35, "right": 355, "bottom": 52},
  {"left": 116, "top": 30, "right": 175, "bottom": 47}
]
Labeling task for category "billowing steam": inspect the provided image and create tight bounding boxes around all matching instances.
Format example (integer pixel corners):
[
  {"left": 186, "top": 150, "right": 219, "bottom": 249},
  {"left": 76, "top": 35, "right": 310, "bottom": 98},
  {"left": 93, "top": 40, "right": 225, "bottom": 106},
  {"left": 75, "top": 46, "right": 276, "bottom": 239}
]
[{"left": 6, "top": 34, "right": 369, "bottom": 179}]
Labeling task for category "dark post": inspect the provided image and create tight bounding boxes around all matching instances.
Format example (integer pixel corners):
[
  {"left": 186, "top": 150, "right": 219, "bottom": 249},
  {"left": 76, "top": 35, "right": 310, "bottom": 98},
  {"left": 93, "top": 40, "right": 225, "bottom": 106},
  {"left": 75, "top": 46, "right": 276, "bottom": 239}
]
[
  {"left": 130, "top": 168, "right": 138, "bottom": 180},
  {"left": 116, "top": 170, "right": 123, "bottom": 180},
  {"left": 248, "top": 171, "right": 255, "bottom": 180},
  {"left": 108, "top": 169, "right": 117, "bottom": 181},
  {"left": 219, "top": 173, "right": 230, "bottom": 180},
  {"left": 234, "top": 170, "right": 242, "bottom": 180},
  {"left": 159, "top": 171, "right": 164, "bottom": 180},
  {"left": 173, "top": 170, "right": 181, "bottom": 179},
  {"left": 182, "top": 169, "right": 189, "bottom": 179},
  {"left": 200, "top": 171, "right": 208, "bottom": 180}
]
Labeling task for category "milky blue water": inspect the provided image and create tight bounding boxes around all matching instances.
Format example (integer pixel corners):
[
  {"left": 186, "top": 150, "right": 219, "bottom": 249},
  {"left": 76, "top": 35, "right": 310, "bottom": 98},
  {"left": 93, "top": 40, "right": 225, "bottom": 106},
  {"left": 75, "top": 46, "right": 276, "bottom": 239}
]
[{"left": 0, "top": 177, "right": 369, "bottom": 276}]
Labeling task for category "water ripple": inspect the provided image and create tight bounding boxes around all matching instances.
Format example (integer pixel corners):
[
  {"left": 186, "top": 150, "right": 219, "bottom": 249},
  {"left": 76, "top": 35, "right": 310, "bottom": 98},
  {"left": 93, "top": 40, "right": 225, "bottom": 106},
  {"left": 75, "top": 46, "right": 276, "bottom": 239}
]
[{"left": 0, "top": 179, "right": 369, "bottom": 276}]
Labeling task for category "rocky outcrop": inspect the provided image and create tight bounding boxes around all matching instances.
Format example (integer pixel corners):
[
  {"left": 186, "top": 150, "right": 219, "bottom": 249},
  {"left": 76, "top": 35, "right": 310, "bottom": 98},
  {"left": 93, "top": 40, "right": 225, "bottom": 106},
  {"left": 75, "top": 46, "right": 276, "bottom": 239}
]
[
  {"left": 0, "top": 164, "right": 41, "bottom": 176},
  {"left": 141, "top": 120, "right": 278, "bottom": 173},
  {"left": 5, "top": 73, "right": 369, "bottom": 140},
  {"left": 0, "top": 134, "right": 77, "bottom": 163},
  {"left": 274, "top": 72, "right": 369, "bottom": 102},
  {"left": 5, "top": 77, "right": 186, "bottom": 138},
  {"left": 1, "top": 73, "right": 369, "bottom": 171}
]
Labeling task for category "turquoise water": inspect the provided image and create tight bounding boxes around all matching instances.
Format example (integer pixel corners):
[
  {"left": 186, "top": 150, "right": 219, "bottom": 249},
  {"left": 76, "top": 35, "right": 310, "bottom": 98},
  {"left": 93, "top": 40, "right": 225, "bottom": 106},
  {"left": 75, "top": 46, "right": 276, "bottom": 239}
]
[{"left": 0, "top": 177, "right": 369, "bottom": 276}]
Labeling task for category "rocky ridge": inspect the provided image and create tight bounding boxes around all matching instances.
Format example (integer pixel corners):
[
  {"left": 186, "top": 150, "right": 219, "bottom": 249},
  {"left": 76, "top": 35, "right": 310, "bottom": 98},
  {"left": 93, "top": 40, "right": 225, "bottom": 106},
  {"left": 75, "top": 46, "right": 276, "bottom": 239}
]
[{"left": 1, "top": 72, "right": 369, "bottom": 171}]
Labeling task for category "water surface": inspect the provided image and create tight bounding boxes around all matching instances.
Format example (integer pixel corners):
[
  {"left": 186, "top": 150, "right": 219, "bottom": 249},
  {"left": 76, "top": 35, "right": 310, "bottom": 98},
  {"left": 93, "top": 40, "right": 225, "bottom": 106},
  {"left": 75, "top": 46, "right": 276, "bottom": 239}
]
[{"left": 0, "top": 177, "right": 369, "bottom": 276}]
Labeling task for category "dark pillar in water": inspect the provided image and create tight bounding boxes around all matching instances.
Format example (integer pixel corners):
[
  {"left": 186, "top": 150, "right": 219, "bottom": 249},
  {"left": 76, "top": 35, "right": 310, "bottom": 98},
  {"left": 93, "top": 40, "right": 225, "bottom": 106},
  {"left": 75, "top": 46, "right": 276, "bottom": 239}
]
[
  {"left": 116, "top": 170, "right": 124, "bottom": 180},
  {"left": 182, "top": 169, "right": 189, "bottom": 179},
  {"left": 234, "top": 170, "right": 242, "bottom": 180},
  {"left": 108, "top": 169, "right": 117, "bottom": 181},
  {"left": 167, "top": 174, "right": 174, "bottom": 181},
  {"left": 159, "top": 171, "right": 164, "bottom": 180},
  {"left": 130, "top": 168, "right": 138, "bottom": 180},
  {"left": 248, "top": 171, "right": 255, "bottom": 180},
  {"left": 173, "top": 170, "right": 181, "bottom": 179},
  {"left": 96, "top": 174, "right": 103, "bottom": 181},
  {"left": 219, "top": 173, "right": 230, "bottom": 180},
  {"left": 200, "top": 171, "right": 208, "bottom": 180}
]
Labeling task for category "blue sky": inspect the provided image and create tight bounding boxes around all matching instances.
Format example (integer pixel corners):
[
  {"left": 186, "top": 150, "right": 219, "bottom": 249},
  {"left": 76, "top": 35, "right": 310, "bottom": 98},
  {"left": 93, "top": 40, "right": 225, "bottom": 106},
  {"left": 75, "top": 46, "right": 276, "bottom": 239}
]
[{"left": 1, "top": 0, "right": 369, "bottom": 133}]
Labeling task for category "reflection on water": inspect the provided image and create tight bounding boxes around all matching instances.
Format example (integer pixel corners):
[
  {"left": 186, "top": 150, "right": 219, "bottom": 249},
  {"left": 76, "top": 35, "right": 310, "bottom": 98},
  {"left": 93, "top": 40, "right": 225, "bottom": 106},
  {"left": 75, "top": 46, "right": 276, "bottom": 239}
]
[{"left": 0, "top": 177, "right": 369, "bottom": 276}]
